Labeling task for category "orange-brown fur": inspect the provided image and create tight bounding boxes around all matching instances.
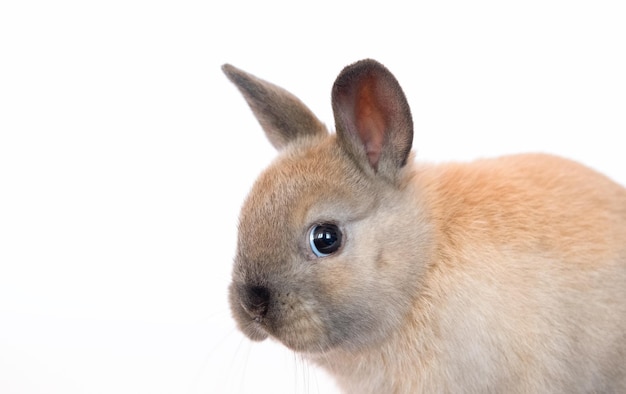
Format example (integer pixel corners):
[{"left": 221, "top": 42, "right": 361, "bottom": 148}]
[{"left": 314, "top": 153, "right": 626, "bottom": 393}]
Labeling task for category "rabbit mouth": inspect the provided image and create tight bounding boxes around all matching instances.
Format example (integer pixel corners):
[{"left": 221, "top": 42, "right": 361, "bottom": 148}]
[{"left": 238, "top": 307, "right": 270, "bottom": 342}]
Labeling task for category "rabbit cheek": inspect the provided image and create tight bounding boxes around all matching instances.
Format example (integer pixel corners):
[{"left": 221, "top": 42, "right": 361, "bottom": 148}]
[
  {"left": 270, "top": 293, "right": 333, "bottom": 352},
  {"left": 272, "top": 285, "right": 381, "bottom": 352}
]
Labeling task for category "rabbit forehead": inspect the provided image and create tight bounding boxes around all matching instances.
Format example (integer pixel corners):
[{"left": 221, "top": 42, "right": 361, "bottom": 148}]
[{"left": 235, "top": 139, "right": 373, "bottom": 273}]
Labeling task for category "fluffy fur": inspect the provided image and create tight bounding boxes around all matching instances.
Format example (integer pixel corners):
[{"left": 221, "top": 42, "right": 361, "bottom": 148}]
[{"left": 223, "top": 59, "right": 626, "bottom": 393}]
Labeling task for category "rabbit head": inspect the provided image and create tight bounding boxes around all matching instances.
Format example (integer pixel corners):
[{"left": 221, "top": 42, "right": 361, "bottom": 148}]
[{"left": 223, "top": 60, "right": 434, "bottom": 353}]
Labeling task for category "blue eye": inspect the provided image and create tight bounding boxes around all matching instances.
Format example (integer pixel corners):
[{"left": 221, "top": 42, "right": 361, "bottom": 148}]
[{"left": 309, "top": 223, "right": 342, "bottom": 257}]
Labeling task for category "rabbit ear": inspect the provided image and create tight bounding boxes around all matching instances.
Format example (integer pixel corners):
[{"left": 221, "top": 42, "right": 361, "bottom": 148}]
[
  {"left": 332, "top": 59, "right": 413, "bottom": 181},
  {"left": 222, "top": 64, "right": 327, "bottom": 150}
]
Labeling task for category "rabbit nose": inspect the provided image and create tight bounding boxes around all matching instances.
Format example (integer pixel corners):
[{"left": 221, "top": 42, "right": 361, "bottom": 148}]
[{"left": 241, "top": 285, "right": 270, "bottom": 321}]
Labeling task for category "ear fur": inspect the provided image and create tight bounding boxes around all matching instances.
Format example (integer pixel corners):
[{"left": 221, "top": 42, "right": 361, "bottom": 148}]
[
  {"left": 331, "top": 59, "right": 413, "bottom": 182},
  {"left": 222, "top": 64, "right": 327, "bottom": 150}
]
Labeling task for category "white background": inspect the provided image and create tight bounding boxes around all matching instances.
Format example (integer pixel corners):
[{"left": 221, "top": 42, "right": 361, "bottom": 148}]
[{"left": 1, "top": 1, "right": 625, "bottom": 393}]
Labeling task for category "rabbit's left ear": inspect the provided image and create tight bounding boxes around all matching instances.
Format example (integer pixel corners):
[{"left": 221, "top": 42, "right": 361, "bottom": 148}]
[
  {"left": 332, "top": 59, "right": 413, "bottom": 182},
  {"left": 222, "top": 64, "right": 327, "bottom": 150}
]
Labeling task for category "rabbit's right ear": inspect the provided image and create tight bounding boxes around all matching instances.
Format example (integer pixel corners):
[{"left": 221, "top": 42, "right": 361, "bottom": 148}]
[
  {"left": 332, "top": 59, "right": 413, "bottom": 183},
  {"left": 222, "top": 64, "right": 327, "bottom": 150}
]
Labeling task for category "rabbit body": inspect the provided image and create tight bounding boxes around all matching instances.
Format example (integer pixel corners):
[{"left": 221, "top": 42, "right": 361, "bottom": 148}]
[{"left": 223, "top": 59, "right": 626, "bottom": 393}]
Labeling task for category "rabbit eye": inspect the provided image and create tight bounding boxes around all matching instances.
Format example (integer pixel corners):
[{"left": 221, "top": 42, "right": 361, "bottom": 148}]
[{"left": 309, "top": 223, "right": 342, "bottom": 257}]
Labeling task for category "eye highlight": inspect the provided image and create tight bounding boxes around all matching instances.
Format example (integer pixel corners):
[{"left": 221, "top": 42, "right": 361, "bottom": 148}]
[{"left": 309, "top": 223, "right": 342, "bottom": 257}]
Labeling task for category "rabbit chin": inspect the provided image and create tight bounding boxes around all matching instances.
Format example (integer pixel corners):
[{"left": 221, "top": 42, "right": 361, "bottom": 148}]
[
  {"left": 236, "top": 308, "right": 338, "bottom": 353},
  {"left": 235, "top": 324, "right": 331, "bottom": 353},
  {"left": 241, "top": 306, "right": 394, "bottom": 355}
]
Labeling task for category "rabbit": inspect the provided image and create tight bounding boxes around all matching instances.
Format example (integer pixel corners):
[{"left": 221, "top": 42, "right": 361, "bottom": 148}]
[{"left": 222, "top": 59, "right": 626, "bottom": 393}]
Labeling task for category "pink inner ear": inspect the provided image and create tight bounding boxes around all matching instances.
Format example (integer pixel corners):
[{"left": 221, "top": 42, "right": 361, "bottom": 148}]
[{"left": 354, "top": 80, "right": 387, "bottom": 169}]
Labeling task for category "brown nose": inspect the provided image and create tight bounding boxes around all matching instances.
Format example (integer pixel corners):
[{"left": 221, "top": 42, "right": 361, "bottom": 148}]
[{"left": 241, "top": 285, "right": 270, "bottom": 321}]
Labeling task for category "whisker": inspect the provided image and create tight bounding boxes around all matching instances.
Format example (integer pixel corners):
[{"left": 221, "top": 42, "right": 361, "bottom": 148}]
[
  {"left": 300, "top": 353, "right": 310, "bottom": 394},
  {"left": 227, "top": 335, "right": 250, "bottom": 393},
  {"left": 236, "top": 339, "right": 252, "bottom": 394},
  {"left": 293, "top": 351, "right": 299, "bottom": 394}
]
